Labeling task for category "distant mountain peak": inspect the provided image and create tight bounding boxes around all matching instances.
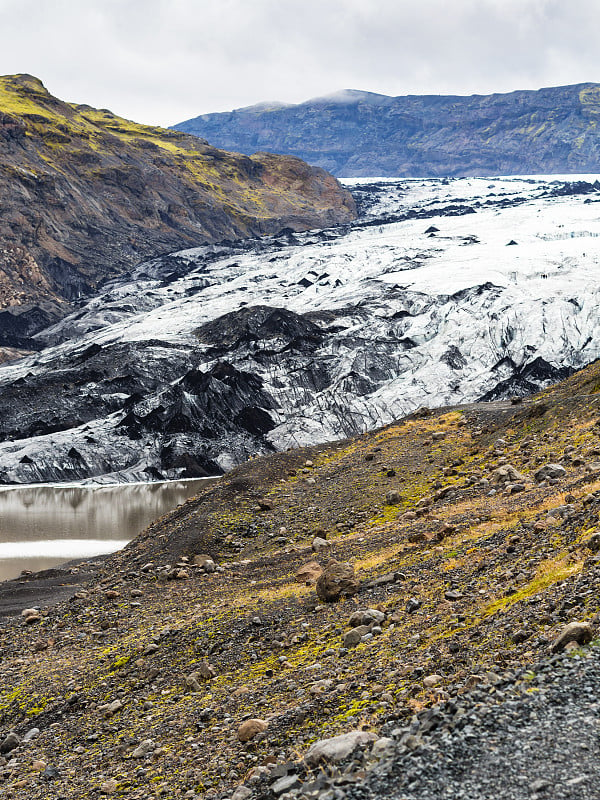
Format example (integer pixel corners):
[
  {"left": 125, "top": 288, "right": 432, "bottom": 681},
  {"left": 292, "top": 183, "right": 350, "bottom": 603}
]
[{"left": 174, "top": 82, "right": 600, "bottom": 178}]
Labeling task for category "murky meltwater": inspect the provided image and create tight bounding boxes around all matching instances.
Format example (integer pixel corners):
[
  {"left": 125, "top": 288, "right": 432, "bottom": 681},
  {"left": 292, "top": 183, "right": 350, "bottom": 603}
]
[{"left": 0, "top": 478, "right": 217, "bottom": 581}]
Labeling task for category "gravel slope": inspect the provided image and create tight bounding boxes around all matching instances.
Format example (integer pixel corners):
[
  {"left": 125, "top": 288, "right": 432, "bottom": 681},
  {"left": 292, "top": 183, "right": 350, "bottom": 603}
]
[{"left": 354, "top": 643, "right": 600, "bottom": 800}]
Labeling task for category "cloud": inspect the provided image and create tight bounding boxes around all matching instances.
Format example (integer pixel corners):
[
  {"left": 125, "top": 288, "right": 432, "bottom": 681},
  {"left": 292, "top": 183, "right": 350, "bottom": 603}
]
[{"left": 0, "top": 0, "right": 598, "bottom": 126}]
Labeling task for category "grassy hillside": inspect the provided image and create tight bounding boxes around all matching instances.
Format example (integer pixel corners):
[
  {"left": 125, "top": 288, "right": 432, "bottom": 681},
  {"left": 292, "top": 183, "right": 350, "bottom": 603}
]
[
  {"left": 0, "top": 74, "right": 355, "bottom": 332},
  {"left": 0, "top": 360, "right": 599, "bottom": 795}
]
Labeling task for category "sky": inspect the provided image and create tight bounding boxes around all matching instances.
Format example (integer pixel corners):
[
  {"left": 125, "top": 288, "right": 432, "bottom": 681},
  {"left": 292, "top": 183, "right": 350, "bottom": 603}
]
[{"left": 0, "top": 0, "right": 598, "bottom": 128}]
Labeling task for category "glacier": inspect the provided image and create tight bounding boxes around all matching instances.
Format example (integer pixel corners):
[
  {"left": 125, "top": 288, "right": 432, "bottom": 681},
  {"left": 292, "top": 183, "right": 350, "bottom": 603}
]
[{"left": 0, "top": 174, "right": 598, "bottom": 483}]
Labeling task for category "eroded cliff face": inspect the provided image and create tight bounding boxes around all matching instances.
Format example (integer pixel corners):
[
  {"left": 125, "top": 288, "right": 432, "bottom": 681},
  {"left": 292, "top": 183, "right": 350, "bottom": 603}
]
[
  {"left": 0, "top": 74, "right": 356, "bottom": 339},
  {"left": 174, "top": 84, "right": 600, "bottom": 177}
]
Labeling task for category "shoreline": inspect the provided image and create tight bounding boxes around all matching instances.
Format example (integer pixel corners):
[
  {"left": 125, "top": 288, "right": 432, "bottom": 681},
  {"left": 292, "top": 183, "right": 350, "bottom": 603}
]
[{"left": 0, "top": 558, "right": 106, "bottom": 618}]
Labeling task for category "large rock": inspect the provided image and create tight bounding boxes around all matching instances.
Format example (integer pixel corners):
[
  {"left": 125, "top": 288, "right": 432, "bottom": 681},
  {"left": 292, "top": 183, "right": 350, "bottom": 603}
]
[
  {"left": 0, "top": 732, "right": 20, "bottom": 753},
  {"left": 343, "top": 625, "right": 371, "bottom": 648},
  {"left": 348, "top": 609, "right": 385, "bottom": 627},
  {"left": 295, "top": 561, "right": 323, "bottom": 584},
  {"left": 237, "top": 718, "right": 268, "bottom": 742},
  {"left": 490, "top": 465, "right": 526, "bottom": 486},
  {"left": 534, "top": 463, "right": 567, "bottom": 482},
  {"left": 551, "top": 621, "right": 594, "bottom": 652},
  {"left": 316, "top": 559, "right": 360, "bottom": 602},
  {"left": 304, "top": 730, "right": 377, "bottom": 766}
]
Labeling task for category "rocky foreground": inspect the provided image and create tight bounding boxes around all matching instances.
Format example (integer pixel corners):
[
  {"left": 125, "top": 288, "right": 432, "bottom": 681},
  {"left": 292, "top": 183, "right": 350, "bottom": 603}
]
[{"left": 0, "top": 361, "right": 600, "bottom": 797}]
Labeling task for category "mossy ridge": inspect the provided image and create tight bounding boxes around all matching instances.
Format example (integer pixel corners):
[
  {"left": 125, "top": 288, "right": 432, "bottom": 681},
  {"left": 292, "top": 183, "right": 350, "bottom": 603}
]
[{"left": 0, "top": 73, "right": 356, "bottom": 314}]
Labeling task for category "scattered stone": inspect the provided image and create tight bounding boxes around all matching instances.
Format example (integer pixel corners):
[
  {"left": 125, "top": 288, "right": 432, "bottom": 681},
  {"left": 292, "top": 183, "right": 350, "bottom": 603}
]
[
  {"left": 445, "top": 590, "right": 464, "bottom": 601},
  {"left": 132, "top": 739, "right": 155, "bottom": 759},
  {"left": 272, "top": 774, "right": 301, "bottom": 794},
  {"left": 551, "top": 621, "right": 594, "bottom": 652},
  {"left": 423, "top": 674, "right": 443, "bottom": 688},
  {"left": 185, "top": 662, "right": 216, "bottom": 691},
  {"left": 237, "top": 718, "right": 268, "bottom": 742},
  {"left": 534, "top": 463, "right": 567, "bottom": 482},
  {"left": 349, "top": 608, "right": 385, "bottom": 626},
  {"left": 491, "top": 465, "right": 526, "bottom": 486},
  {"left": 42, "top": 765, "right": 60, "bottom": 780},
  {"left": 193, "top": 554, "right": 217, "bottom": 572},
  {"left": 231, "top": 787, "right": 253, "bottom": 800},
  {"left": 295, "top": 561, "right": 323, "bottom": 584},
  {"left": 343, "top": 625, "right": 371, "bottom": 648},
  {"left": 385, "top": 490, "right": 402, "bottom": 505},
  {"left": 586, "top": 533, "right": 600, "bottom": 553},
  {"left": 371, "top": 737, "right": 395, "bottom": 758},
  {"left": 316, "top": 559, "right": 360, "bottom": 602},
  {"left": 100, "top": 778, "right": 119, "bottom": 794},
  {"left": 0, "top": 733, "right": 19, "bottom": 753},
  {"left": 304, "top": 730, "right": 377, "bottom": 766},
  {"left": 311, "top": 536, "right": 330, "bottom": 552}
]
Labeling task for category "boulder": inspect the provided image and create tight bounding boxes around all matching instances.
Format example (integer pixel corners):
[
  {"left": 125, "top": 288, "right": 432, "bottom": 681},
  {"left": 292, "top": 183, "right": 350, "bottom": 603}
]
[
  {"left": 311, "top": 536, "right": 330, "bottom": 552},
  {"left": 534, "top": 463, "right": 567, "bottom": 482},
  {"left": 193, "top": 554, "right": 217, "bottom": 572},
  {"left": 551, "top": 621, "right": 594, "bottom": 653},
  {"left": 385, "top": 490, "right": 402, "bottom": 505},
  {"left": 348, "top": 608, "right": 385, "bottom": 627},
  {"left": 132, "top": 739, "right": 155, "bottom": 759},
  {"left": 295, "top": 561, "right": 323, "bottom": 584},
  {"left": 490, "top": 465, "right": 526, "bottom": 486},
  {"left": 316, "top": 559, "right": 359, "bottom": 602},
  {"left": 0, "top": 732, "right": 19, "bottom": 754},
  {"left": 237, "top": 718, "right": 268, "bottom": 742},
  {"left": 343, "top": 625, "right": 371, "bottom": 648},
  {"left": 586, "top": 532, "right": 600, "bottom": 553},
  {"left": 304, "top": 730, "right": 377, "bottom": 766}
]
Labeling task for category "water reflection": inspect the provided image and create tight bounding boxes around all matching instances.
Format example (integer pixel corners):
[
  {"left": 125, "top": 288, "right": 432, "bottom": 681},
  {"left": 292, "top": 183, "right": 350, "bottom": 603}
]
[{"left": 0, "top": 479, "right": 215, "bottom": 582}]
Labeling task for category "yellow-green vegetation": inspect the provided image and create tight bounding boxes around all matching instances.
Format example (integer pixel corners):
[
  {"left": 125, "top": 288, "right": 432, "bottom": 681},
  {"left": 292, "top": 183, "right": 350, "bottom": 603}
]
[
  {"left": 2, "top": 364, "right": 600, "bottom": 797},
  {"left": 0, "top": 73, "right": 355, "bottom": 312}
]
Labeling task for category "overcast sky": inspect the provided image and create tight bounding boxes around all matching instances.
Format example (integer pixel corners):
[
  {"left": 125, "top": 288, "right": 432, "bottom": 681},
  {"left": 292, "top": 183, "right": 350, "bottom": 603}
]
[{"left": 1, "top": 0, "right": 598, "bottom": 127}]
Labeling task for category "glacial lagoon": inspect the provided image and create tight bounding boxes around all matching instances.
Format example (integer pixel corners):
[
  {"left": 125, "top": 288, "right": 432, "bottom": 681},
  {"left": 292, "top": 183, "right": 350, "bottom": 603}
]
[{"left": 0, "top": 478, "right": 216, "bottom": 582}]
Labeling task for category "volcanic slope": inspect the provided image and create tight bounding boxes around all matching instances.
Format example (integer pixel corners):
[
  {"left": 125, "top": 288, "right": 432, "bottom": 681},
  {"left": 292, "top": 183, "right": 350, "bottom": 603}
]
[
  {"left": 174, "top": 83, "right": 600, "bottom": 177},
  {"left": 0, "top": 73, "right": 355, "bottom": 345},
  {"left": 1, "top": 361, "right": 600, "bottom": 797},
  {"left": 0, "top": 176, "right": 599, "bottom": 483}
]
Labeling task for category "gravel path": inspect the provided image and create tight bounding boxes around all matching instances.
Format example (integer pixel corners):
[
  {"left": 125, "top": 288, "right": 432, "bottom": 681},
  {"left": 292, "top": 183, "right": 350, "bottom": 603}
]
[{"left": 347, "top": 644, "right": 600, "bottom": 800}]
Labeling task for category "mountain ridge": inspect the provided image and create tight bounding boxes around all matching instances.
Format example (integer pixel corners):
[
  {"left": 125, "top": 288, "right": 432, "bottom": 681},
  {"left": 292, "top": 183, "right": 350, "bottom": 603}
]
[
  {"left": 174, "top": 82, "right": 600, "bottom": 177},
  {"left": 0, "top": 74, "right": 356, "bottom": 346}
]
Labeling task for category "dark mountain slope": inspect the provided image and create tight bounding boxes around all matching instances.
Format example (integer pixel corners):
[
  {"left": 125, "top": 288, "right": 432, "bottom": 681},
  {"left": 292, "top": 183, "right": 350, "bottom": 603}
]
[
  {"left": 0, "top": 74, "right": 356, "bottom": 338},
  {"left": 174, "top": 84, "right": 600, "bottom": 177}
]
